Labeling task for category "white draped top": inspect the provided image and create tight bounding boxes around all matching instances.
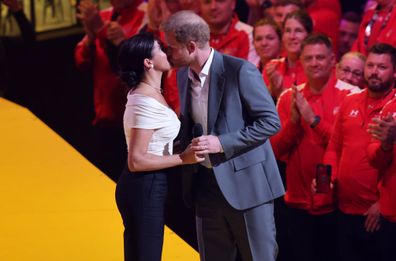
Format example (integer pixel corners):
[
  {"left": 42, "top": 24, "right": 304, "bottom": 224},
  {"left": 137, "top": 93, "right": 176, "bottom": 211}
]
[{"left": 123, "top": 93, "right": 180, "bottom": 156}]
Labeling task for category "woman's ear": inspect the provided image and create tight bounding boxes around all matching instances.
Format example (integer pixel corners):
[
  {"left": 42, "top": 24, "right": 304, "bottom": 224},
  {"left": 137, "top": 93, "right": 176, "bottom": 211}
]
[{"left": 144, "top": 58, "right": 154, "bottom": 70}]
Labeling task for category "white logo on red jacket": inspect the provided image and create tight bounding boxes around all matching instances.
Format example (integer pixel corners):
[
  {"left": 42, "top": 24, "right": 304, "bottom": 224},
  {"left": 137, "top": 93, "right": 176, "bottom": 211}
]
[{"left": 349, "top": 110, "right": 359, "bottom": 117}]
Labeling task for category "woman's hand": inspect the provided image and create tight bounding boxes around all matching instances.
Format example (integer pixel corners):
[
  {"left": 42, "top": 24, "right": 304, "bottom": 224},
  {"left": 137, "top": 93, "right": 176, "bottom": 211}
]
[{"left": 180, "top": 144, "right": 205, "bottom": 164}]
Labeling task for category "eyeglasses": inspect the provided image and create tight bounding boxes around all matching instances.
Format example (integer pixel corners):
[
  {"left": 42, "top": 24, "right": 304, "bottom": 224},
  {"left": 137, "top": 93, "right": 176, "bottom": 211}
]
[{"left": 339, "top": 66, "right": 363, "bottom": 79}]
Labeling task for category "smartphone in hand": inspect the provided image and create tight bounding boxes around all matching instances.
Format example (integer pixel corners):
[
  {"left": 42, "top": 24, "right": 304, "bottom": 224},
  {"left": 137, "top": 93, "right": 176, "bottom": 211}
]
[{"left": 316, "top": 164, "right": 331, "bottom": 193}]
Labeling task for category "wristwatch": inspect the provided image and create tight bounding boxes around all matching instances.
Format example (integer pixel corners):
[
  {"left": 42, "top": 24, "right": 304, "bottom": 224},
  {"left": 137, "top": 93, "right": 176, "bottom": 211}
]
[{"left": 310, "top": 115, "right": 321, "bottom": 128}]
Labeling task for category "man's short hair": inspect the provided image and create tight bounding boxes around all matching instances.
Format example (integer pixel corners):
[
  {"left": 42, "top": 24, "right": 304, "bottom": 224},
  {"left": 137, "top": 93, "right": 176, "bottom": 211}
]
[
  {"left": 161, "top": 10, "right": 210, "bottom": 48},
  {"left": 301, "top": 33, "right": 333, "bottom": 52},
  {"left": 274, "top": 0, "right": 304, "bottom": 8},
  {"left": 341, "top": 12, "right": 361, "bottom": 24},
  {"left": 368, "top": 43, "right": 396, "bottom": 68}
]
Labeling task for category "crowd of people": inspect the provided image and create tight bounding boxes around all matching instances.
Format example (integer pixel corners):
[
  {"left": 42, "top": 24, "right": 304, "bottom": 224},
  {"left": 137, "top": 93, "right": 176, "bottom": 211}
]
[
  {"left": 2, "top": 0, "right": 395, "bottom": 260},
  {"left": 71, "top": 0, "right": 396, "bottom": 260}
]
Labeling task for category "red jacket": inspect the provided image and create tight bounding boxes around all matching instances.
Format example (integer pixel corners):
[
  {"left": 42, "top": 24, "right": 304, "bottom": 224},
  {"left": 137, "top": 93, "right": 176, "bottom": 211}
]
[
  {"left": 367, "top": 96, "right": 396, "bottom": 222},
  {"left": 210, "top": 15, "right": 259, "bottom": 65},
  {"left": 351, "top": 5, "right": 396, "bottom": 56},
  {"left": 324, "top": 88, "right": 396, "bottom": 215},
  {"left": 271, "top": 74, "right": 356, "bottom": 214},
  {"left": 307, "top": 0, "right": 341, "bottom": 52},
  {"left": 263, "top": 57, "right": 307, "bottom": 94},
  {"left": 74, "top": 2, "right": 146, "bottom": 127}
]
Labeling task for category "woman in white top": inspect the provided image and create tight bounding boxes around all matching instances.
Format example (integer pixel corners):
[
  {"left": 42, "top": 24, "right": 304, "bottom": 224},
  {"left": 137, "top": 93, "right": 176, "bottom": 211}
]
[{"left": 115, "top": 32, "right": 203, "bottom": 261}]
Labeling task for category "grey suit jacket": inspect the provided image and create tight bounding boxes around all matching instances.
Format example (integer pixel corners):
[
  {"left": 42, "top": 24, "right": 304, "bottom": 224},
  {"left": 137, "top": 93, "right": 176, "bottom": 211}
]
[{"left": 178, "top": 51, "right": 285, "bottom": 210}]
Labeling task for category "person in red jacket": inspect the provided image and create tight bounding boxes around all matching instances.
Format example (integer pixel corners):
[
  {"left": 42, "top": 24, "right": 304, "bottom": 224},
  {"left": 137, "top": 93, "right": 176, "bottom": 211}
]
[
  {"left": 273, "top": 0, "right": 304, "bottom": 26},
  {"left": 323, "top": 43, "right": 396, "bottom": 261},
  {"left": 351, "top": 0, "right": 396, "bottom": 56},
  {"left": 303, "top": 0, "right": 341, "bottom": 52},
  {"left": 74, "top": 0, "right": 146, "bottom": 180},
  {"left": 263, "top": 10, "right": 312, "bottom": 100},
  {"left": 337, "top": 12, "right": 361, "bottom": 60},
  {"left": 199, "top": 0, "right": 259, "bottom": 64},
  {"left": 367, "top": 99, "right": 396, "bottom": 261},
  {"left": 271, "top": 34, "right": 358, "bottom": 261},
  {"left": 253, "top": 15, "right": 282, "bottom": 74},
  {"left": 336, "top": 51, "right": 366, "bottom": 89}
]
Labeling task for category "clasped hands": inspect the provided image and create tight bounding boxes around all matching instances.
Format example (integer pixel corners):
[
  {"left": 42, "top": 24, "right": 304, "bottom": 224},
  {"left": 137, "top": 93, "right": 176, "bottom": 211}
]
[
  {"left": 180, "top": 135, "right": 223, "bottom": 164},
  {"left": 367, "top": 113, "right": 396, "bottom": 151},
  {"left": 290, "top": 85, "right": 316, "bottom": 125},
  {"left": 77, "top": 0, "right": 126, "bottom": 46}
]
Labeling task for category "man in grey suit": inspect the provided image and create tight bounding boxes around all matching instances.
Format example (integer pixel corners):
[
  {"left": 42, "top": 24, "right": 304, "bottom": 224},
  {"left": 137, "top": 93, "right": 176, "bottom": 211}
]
[{"left": 162, "top": 10, "right": 285, "bottom": 261}]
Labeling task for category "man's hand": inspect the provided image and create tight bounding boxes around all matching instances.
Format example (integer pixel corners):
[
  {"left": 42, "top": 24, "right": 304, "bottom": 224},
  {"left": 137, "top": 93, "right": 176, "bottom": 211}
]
[
  {"left": 368, "top": 113, "right": 396, "bottom": 151},
  {"left": 180, "top": 144, "right": 205, "bottom": 164},
  {"left": 290, "top": 86, "right": 301, "bottom": 124},
  {"left": 77, "top": 0, "right": 104, "bottom": 35},
  {"left": 191, "top": 135, "right": 223, "bottom": 155},
  {"left": 364, "top": 202, "right": 380, "bottom": 232},
  {"left": 266, "top": 63, "right": 284, "bottom": 98},
  {"left": 294, "top": 87, "right": 315, "bottom": 125},
  {"left": 147, "top": 0, "right": 171, "bottom": 31},
  {"left": 106, "top": 18, "right": 126, "bottom": 46}
]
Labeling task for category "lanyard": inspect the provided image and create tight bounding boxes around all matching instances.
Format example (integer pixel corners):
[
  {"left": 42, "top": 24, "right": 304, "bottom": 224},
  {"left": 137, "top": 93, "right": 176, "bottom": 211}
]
[{"left": 364, "top": 4, "right": 394, "bottom": 47}]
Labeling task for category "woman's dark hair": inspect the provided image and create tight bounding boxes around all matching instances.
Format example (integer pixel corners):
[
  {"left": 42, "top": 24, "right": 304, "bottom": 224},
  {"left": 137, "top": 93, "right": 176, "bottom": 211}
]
[
  {"left": 118, "top": 32, "right": 156, "bottom": 89},
  {"left": 283, "top": 10, "right": 313, "bottom": 34}
]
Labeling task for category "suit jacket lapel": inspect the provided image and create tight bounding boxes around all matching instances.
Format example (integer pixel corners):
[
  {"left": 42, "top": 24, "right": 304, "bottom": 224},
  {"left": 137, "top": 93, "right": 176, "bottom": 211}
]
[
  {"left": 177, "top": 67, "right": 190, "bottom": 117},
  {"left": 207, "top": 51, "right": 226, "bottom": 134}
]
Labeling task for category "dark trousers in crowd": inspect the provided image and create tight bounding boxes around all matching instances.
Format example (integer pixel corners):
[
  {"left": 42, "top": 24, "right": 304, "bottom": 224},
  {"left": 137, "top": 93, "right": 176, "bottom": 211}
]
[
  {"left": 380, "top": 216, "right": 396, "bottom": 261},
  {"left": 288, "top": 207, "right": 338, "bottom": 261},
  {"left": 337, "top": 211, "right": 381, "bottom": 261},
  {"left": 115, "top": 166, "right": 168, "bottom": 261}
]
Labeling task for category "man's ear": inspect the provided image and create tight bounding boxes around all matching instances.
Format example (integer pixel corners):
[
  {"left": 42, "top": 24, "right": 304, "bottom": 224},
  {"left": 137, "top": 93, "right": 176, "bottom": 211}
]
[{"left": 186, "top": 41, "right": 197, "bottom": 54}]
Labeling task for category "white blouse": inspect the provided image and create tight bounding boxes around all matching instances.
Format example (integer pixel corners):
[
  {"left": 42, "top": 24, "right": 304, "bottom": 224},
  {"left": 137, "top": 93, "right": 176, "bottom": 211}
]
[{"left": 123, "top": 93, "right": 180, "bottom": 156}]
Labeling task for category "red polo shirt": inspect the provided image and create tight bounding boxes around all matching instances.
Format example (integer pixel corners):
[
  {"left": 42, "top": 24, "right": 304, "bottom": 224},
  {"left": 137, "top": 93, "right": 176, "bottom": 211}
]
[
  {"left": 272, "top": 73, "right": 356, "bottom": 214},
  {"left": 324, "top": 88, "right": 396, "bottom": 215},
  {"left": 367, "top": 96, "right": 396, "bottom": 222}
]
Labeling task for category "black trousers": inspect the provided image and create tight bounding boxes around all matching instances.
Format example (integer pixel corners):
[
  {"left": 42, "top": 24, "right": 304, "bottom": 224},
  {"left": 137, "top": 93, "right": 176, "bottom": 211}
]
[
  {"left": 380, "top": 216, "right": 396, "bottom": 261},
  {"left": 115, "top": 165, "right": 168, "bottom": 261},
  {"left": 288, "top": 207, "right": 338, "bottom": 261},
  {"left": 337, "top": 211, "right": 381, "bottom": 261}
]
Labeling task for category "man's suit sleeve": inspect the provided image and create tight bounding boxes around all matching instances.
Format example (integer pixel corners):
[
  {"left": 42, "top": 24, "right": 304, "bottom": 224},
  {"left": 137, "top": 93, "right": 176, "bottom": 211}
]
[{"left": 218, "top": 61, "right": 280, "bottom": 160}]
